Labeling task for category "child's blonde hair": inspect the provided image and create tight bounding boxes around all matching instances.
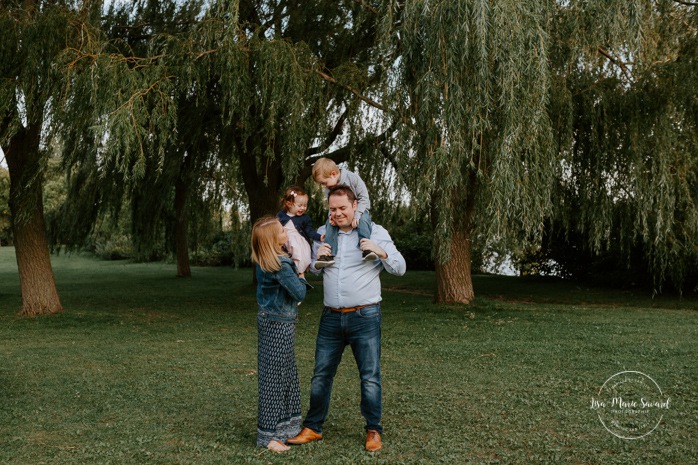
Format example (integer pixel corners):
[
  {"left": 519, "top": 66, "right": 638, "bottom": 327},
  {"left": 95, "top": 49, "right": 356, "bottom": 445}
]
[
  {"left": 312, "top": 157, "right": 338, "bottom": 181},
  {"left": 280, "top": 185, "right": 307, "bottom": 211},
  {"left": 251, "top": 216, "right": 284, "bottom": 273}
]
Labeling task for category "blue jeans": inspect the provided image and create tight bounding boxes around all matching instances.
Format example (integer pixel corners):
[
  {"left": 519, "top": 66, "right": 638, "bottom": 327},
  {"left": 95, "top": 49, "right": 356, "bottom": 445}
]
[
  {"left": 323, "top": 211, "right": 372, "bottom": 255},
  {"left": 303, "top": 304, "right": 383, "bottom": 434}
]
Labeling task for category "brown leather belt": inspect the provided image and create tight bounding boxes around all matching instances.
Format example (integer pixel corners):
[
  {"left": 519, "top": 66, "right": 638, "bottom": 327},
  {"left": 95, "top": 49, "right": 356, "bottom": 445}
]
[{"left": 326, "top": 303, "right": 379, "bottom": 313}]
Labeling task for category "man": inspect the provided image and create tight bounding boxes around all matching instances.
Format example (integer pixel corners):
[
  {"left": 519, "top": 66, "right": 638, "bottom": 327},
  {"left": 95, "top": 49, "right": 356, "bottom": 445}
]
[{"left": 287, "top": 185, "right": 406, "bottom": 452}]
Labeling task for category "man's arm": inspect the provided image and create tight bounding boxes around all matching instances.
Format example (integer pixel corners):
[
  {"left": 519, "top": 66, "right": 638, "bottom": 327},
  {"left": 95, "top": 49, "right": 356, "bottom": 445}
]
[{"left": 363, "top": 224, "right": 406, "bottom": 276}]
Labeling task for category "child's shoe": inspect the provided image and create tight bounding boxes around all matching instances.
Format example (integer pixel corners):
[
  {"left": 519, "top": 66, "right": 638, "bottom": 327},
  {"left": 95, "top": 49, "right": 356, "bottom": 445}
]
[
  {"left": 362, "top": 250, "right": 378, "bottom": 261},
  {"left": 315, "top": 255, "right": 336, "bottom": 268}
]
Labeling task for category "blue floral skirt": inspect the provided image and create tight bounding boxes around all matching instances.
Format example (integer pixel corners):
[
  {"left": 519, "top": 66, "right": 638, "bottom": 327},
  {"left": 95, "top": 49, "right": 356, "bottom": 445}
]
[{"left": 257, "top": 317, "right": 302, "bottom": 447}]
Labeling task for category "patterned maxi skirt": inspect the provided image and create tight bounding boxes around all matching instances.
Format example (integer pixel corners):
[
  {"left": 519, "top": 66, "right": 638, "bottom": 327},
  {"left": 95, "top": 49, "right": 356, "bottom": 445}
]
[{"left": 257, "top": 317, "right": 302, "bottom": 447}]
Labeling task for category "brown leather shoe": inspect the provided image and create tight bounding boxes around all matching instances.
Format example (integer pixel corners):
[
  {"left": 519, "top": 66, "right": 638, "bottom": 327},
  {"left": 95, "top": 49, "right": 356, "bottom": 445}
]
[
  {"left": 287, "top": 427, "right": 323, "bottom": 445},
  {"left": 365, "top": 430, "right": 382, "bottom": 452}
]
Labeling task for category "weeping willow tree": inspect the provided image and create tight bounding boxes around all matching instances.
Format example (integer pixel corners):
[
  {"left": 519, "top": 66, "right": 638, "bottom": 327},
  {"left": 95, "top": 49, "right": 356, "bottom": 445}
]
[
  {"left": 57, "top": 0, "right": 386, "bottom": 280},
  {"left": 221, "top": 0, "right": 387, "bottom": 222},
  {"left": 381, "top": 0, "right": 557, "bottom": 303},
  {"left": 0, "top": 0, "right": 100, "bottom": 315},
  {"left": 54, "top": 0, "right": 208, "bottom": 277},
  {"left": 380, "top": 0, "right": 697, "bottom": 303},
  {"left": 57, "top": 1, "right": 242, "bottom": 277},
  {"left": 548, "top": 1, "right": 698, "bottom": 292}
]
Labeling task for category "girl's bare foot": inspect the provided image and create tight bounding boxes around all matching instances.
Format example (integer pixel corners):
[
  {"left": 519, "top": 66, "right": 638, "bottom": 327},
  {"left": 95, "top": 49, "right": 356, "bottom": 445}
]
[{"left": 267, "top": 440, "right": 290, "bottom": 453}]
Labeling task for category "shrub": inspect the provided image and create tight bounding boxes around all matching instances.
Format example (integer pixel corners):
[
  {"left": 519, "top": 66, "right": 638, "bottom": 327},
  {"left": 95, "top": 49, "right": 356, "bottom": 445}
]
[{"left": 92, "top": 234, "right": 133, "bottom": 260}]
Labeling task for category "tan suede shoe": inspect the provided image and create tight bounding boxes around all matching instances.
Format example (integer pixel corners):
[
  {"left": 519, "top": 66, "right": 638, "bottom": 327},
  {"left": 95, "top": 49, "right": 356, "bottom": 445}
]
[
  {"left": 287, "top": 427, "right": 323, "bottom": 445},
  {"left": 365, "top": 430, "right": 382, "bottom": 452}
]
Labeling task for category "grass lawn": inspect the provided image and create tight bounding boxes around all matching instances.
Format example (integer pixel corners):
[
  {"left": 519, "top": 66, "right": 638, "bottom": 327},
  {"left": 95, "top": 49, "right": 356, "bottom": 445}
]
[{"left": 0, "top": 247, "right": 696, "bottom": 464}]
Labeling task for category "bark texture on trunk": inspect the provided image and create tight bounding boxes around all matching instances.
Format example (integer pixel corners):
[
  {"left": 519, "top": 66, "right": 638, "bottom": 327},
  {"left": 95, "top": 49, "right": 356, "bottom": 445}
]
[
  {"left": 6, "top": 125, "right": 63, "bottom": 316},
  {"left": 433, "top": 173, "right": 478, "bottom": 305},
  {"left": 435, "top": 227, "right": 475, "bottom": 304}
]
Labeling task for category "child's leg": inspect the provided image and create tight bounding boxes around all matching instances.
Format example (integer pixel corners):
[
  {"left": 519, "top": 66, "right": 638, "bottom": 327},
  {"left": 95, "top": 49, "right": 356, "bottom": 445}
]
[
  {"left": 323, "top": 218, "right": 338, "bottom": 256},
  {"left": 315, "top": 219, "right": 337, "bottom": 268},
  {"left": 295, "top": 242, "right": 312, "bottom": 274},
  {"left": 283, "top": 222, "right": 306, "bottom": 270},
  {"left": 356, "top": 211, "right": 373, "bottom": 244},
  {"left": 357, "top": 212, "right": 378, "bottom": 260}
]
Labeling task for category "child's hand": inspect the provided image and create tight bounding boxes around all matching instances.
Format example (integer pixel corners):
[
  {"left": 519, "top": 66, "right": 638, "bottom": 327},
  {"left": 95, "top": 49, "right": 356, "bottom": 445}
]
[
  {"left": 320, "top": 233, "right": 326, "bottom": 242},
  {"left": 329, "top": 217, "right": 337, "bottom": 227},
  {"left": 351, "top": 218, "right": 359, "bottom": 229}
]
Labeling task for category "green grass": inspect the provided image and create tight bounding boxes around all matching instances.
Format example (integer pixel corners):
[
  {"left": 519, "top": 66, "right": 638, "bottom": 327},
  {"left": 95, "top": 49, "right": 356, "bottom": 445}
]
[{"left": 0, "top": 247, "right": 696, "bottom": 464}]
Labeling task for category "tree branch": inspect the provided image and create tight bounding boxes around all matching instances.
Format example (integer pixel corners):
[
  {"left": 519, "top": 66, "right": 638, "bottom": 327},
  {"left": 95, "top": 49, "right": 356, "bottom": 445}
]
[
  {"left": 314, "top": 69, "right": 386, "bottom": 112},
  {"left": 109, "top": 76, "right": 175, "bottom": 116},
  {"left": 597, "top": 47, "right": 633, "bottom": 81},
  {"left": 298, "top": 127, "right": 392, "bottom": 183},
  {"left": 352, "top": 0, "right": 379, "bottom": 14},
  {"left": 379, "top": 145, "right": 399, "bottom": 172},
  {"left": 323, "top": 126, "right": 394, "bottom": 166},
  {"left": 305, "top": 108, "right": 349, "bottom": 157},
  {"left": 672, "top": 0, "right": 698, "bottom": 6},
  {"left": 313, "top": 69, "right": 421, "bottom": 131},
  {"left": 195, "top": 49, "right": 219, "bottom": 59}
]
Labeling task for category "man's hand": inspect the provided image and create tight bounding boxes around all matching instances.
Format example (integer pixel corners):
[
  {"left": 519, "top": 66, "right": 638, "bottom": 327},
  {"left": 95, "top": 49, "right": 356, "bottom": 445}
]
[{"left": 360, "top": 239, "right": 387, "bottom": 260}]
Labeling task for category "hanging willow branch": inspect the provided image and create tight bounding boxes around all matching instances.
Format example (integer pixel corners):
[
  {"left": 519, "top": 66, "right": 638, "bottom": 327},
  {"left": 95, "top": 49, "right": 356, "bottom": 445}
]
[
  {"left": 597, "top": 47, "right": 634, "bottom": 81},
  {"left": 313, "top": 68, "right": 386, "bottom": 111},
  {"left": 352, "top": 0, "right": 379, "bottom": 14}
]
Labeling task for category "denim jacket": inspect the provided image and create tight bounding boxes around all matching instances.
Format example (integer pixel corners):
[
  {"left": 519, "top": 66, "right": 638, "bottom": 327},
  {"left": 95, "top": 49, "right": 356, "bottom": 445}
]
[{"left": 256, "top": 256, "right": 312, "bottom": 323}]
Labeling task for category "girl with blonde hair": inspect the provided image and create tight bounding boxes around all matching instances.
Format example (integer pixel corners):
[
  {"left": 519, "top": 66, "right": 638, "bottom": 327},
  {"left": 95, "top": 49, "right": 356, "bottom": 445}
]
[{"left": 250, "top": 216, "right": 311, "bottom": 452}]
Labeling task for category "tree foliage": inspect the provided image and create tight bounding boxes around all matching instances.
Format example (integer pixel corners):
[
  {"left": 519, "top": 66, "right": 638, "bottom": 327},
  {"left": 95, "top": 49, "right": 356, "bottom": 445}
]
[
  {"left": 379, "top": 0, "right": 697, "bottom": 299},
  {"left": 3, "top": 0, "right": 695, "bottom": 314},
  {"left": 548, "top": 0, "right": 698, "bottom": 291},
  {"left": 55, "top": 0, "right": 388, "bottom": 271},
  {"left": 0, "top": 0, "right": 101, "bottom": 314}
]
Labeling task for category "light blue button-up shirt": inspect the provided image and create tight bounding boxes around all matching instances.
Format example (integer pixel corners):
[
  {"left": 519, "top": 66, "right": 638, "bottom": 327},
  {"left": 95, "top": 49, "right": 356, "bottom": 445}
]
[{"left": 311, "top": 223, "right": 406, "bottom": 308}]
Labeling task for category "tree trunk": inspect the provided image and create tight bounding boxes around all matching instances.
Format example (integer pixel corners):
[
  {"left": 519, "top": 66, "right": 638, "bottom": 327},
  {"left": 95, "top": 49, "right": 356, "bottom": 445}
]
[
  {"left": 234, "top": 130, "right": 285, "bottom": 283},
  {"left": 433, "top": 172, "right": 478, "bottom": 305},
  {"left": 174, "top": 175, "right": 191, "bottom": 277},
  {"left": 240, "top": 160, "right": 283, "bottom": 222},
  {"left": 435, "top": 227, "right": 475, "bottom": 304},
  {"left": 5, "top": 126, "right": 63, "bottom": 316}
]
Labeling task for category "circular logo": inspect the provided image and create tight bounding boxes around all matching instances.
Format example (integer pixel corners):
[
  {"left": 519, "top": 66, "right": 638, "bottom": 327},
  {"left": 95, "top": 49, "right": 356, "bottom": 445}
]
[{"left": 591, "top": 371, "right": 670, "bottom": 439}]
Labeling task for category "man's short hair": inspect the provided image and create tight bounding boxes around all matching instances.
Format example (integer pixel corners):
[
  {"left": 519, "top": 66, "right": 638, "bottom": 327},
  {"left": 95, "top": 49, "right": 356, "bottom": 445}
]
[
  {"left": 312, "top": 157, "right": 339, "bottom": 180},
  {"left": 328, "top": 184, "right": 356, "bottom": 203}
]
